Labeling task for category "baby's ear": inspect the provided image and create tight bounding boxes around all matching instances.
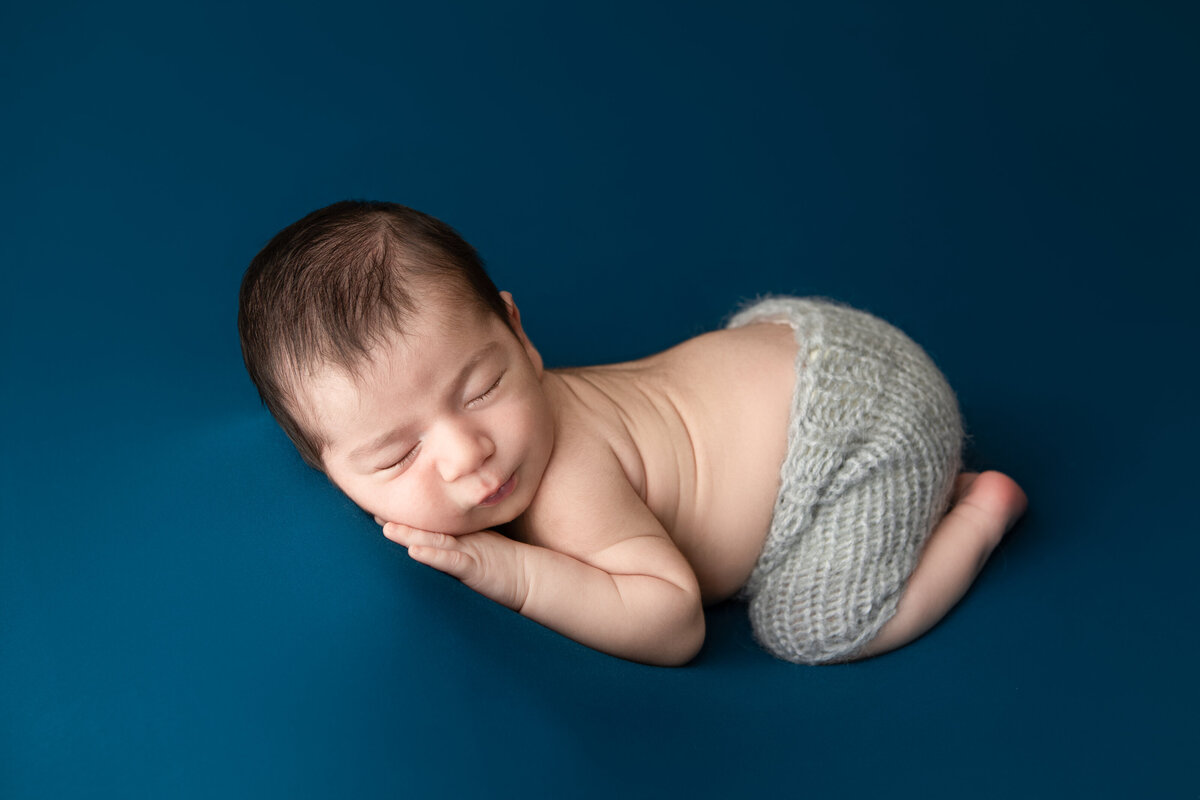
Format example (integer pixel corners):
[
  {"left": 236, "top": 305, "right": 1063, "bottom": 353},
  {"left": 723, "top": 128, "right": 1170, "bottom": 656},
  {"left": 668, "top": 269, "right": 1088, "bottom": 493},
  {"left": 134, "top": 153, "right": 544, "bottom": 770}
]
[
  {"left": 500, "top": 291, "right": 543, "bottom": 375},
  {"left": 500, "top": 290, "right": 518, "bottom": 319},
  {"left": 500, "top": 290, "right": 524, "bottom": 332}
]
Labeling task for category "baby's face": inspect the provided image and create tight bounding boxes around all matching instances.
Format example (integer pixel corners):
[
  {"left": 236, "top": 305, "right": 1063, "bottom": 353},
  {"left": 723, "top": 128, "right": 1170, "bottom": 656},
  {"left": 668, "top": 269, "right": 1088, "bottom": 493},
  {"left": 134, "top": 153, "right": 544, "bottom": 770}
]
[{"left": 304, "top": 291, "right": 555, "bottom": 535}]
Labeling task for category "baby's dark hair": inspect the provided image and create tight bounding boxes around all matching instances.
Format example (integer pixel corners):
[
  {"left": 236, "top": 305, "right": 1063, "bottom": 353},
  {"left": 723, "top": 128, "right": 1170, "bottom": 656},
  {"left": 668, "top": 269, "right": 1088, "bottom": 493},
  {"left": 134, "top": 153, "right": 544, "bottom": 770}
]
[{"left": 238, "top": 200, "right": 509, "bottom": 469}]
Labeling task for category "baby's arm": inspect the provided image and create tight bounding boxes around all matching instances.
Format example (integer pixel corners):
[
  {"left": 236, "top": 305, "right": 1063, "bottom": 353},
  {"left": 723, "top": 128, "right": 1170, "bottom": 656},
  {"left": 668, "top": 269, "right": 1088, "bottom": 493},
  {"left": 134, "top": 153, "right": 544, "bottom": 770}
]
[{"left": 384, "top": 460, "right": 705, "bottom": 666}]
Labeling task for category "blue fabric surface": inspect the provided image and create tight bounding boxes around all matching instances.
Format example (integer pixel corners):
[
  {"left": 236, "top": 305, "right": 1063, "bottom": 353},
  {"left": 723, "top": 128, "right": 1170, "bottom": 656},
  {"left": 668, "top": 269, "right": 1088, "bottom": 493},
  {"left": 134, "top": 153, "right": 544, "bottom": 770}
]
[{"left": 3, "top": 1, "right": 1197, "bottom": 797}]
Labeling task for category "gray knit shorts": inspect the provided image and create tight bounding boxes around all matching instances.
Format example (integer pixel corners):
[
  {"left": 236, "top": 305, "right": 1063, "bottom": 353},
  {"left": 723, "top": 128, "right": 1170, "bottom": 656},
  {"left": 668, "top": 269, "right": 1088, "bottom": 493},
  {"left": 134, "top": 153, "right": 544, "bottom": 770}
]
[{"left": 728, "top": 297, "right": 963, "bottom": 664}]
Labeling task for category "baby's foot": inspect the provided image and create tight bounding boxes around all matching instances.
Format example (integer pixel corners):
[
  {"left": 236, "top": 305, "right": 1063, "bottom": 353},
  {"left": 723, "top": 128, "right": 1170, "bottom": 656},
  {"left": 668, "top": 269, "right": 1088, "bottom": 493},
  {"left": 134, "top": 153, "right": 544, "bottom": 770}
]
[
  {"left": 949, "top": 471, "right": 1028, "bottom": 550},
  {"left": 855, "top": 470, "right": 1028, "bottom": 659}
]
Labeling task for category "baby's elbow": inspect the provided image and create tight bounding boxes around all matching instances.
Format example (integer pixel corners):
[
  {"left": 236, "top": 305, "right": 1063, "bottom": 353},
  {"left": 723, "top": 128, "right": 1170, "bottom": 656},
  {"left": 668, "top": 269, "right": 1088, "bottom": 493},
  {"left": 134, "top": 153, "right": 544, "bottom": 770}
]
[
  {"left": 667, "top": 611, "right": 707, "bottom": 667},
  {"left": 647, "top": 592, "right": 706, "bottom": 667}
]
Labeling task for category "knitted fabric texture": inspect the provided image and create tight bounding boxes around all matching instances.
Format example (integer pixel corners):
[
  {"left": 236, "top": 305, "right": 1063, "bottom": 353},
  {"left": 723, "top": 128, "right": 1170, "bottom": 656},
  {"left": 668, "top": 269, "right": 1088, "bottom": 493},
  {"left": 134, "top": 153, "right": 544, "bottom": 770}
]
[{"left": 729, "top": 297, "right": 963, "bottom": 664}]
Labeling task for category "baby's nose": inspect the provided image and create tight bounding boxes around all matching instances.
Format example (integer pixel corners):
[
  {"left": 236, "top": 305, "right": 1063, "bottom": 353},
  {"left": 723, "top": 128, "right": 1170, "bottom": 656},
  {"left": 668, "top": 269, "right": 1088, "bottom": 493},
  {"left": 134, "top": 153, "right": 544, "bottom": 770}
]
[{"left": 435, "top": 425, "right": 495, "bottom": 482}]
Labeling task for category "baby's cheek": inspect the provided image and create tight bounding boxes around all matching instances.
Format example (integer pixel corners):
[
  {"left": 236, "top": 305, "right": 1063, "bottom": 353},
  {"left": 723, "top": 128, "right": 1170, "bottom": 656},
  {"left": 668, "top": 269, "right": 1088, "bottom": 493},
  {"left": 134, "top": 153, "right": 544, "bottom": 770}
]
[{"left": 368, "top": 485, "right": 410, "bottom": 527}]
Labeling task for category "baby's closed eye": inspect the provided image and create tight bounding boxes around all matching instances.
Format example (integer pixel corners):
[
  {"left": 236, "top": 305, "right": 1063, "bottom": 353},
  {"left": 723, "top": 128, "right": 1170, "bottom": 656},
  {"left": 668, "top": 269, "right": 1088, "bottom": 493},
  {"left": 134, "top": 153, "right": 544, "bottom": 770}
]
[
  {"left": 467, "top": 372, "right": 504, "bottom": 407},
  {"left": 378, "top": 444, "right": 419, "bottom": 473}
]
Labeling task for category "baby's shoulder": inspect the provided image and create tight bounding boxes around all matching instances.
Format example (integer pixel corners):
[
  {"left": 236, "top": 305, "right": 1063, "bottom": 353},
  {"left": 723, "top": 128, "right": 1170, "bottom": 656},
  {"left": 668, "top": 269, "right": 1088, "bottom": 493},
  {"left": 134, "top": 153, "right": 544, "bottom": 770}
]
[{"left": 509, "top": 419, "right": 665, "bottom": 558}]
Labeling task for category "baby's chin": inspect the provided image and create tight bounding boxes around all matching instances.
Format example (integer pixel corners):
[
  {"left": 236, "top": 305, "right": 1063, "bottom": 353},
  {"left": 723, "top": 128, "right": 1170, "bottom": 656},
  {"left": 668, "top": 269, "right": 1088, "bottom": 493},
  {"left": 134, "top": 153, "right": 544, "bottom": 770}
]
[
  {"left": 382, "top": 509, "right": 525, "bottom": 536},
  {"left": 458, "top": 507, "right": 525, "bottom": 535}
]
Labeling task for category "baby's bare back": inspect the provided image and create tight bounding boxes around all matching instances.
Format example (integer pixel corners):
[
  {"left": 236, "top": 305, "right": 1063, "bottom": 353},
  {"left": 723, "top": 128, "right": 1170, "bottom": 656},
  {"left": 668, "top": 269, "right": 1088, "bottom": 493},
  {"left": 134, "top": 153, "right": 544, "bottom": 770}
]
[{"left": 548, "top": 321, "right": 798, "bottom": 602}]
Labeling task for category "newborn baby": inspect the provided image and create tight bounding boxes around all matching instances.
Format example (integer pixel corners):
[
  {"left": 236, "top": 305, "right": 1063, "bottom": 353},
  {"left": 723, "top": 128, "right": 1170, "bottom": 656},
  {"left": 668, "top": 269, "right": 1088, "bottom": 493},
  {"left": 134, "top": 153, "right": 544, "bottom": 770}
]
[{"left": 238, "top": 200, "right": 1027, "bottom": 666}]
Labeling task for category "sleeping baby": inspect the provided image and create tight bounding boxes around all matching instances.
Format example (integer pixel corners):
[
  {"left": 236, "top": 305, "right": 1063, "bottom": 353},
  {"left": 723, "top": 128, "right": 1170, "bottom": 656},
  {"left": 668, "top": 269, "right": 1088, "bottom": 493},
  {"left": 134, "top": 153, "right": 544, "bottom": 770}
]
[{"left": 237, "top": 200, "right": 1027, "bottom": 666}]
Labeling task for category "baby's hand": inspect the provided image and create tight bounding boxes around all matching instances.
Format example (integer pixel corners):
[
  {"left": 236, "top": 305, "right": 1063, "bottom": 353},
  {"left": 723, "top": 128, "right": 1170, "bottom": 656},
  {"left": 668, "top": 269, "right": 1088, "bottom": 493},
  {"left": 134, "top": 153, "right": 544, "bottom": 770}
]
[{"left": 382, "top": 523, "right": 529, "bottom": 612}]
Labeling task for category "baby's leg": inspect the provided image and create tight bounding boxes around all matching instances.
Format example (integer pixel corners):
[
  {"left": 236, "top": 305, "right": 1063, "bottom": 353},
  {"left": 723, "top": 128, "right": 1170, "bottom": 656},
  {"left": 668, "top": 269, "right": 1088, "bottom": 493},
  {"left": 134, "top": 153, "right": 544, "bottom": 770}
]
[{"left": 856, "top": 471, "right": 1028, "bottom": 659}]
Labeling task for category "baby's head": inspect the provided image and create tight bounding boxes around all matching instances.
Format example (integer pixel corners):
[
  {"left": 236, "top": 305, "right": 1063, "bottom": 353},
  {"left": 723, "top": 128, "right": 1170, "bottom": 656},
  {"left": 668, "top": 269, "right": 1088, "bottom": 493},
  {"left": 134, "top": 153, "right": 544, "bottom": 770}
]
[{"left": 238, "top": 201, "right": 554, "bottom": 532}]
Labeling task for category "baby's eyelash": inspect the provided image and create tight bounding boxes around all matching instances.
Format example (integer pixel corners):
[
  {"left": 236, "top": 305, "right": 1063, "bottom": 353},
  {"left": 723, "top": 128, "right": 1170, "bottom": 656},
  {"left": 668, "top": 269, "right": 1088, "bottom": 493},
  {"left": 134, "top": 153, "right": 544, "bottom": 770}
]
[
  {"left": 469, "top": 373, "right": 504, "bottom": 406},
  {"left": 383, "top": 444, "right": 419, "bottom": 472}
]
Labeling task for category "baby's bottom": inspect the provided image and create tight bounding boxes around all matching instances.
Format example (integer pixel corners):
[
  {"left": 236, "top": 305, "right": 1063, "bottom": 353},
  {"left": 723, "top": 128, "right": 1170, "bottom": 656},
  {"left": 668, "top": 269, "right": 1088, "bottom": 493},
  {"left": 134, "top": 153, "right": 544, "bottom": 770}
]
[
  {"left": 733, "top": 297, "right": 969, "bottom": 664},
  {"left": 856, "top": 471, "right": 1027, "bottom": 659}
]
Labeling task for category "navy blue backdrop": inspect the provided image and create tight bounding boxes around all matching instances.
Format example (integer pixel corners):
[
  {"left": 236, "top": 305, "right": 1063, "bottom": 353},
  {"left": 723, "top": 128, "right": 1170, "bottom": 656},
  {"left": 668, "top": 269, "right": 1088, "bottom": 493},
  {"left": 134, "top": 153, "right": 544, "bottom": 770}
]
[{"left": 3, "top": 1, "right": 1197, "bottom": 797}]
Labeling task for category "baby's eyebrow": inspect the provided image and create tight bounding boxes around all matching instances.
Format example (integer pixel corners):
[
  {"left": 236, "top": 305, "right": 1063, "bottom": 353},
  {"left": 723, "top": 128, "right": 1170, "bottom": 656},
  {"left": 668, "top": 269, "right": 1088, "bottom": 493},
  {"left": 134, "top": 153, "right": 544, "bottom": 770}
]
[
  {"left": 348, "top": 429, "right": 409, "bottom": 463},
  {"left": 346, "top": 340, "right": 502, "bottom": 462}
]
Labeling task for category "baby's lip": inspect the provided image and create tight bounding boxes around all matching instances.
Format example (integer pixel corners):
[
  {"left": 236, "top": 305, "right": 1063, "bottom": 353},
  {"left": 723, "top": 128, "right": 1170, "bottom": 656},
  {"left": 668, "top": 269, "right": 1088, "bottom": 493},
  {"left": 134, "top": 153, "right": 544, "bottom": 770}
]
[{"left": 478, "top": 474, "right": 517, "bottom": 507}]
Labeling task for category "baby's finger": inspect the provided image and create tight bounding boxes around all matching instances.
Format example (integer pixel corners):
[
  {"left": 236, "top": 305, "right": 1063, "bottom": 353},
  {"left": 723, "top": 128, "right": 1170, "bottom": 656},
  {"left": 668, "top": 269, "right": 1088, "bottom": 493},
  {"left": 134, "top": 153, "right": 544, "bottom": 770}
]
[
  {"left": 407, "top": 543, "right": 475, "bottom": 581},
  {"left": 382, "top": 522, "right": 452, "bottom": 549},
  {"left": 382, "top": 521, "right": 415, "bottom": 545},
  {"left": 374, "top": 515, "right": 386, "bottom": 527}
]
